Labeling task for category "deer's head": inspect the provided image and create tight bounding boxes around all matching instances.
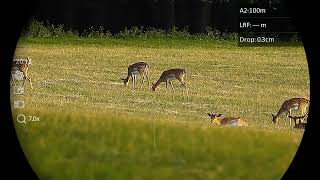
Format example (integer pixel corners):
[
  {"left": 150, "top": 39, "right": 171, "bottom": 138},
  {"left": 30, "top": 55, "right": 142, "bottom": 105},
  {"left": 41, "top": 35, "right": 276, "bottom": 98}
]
[
  {"left": 120, "top": 77, "right": 129, "bottom": 86},
  {"left": 207, "top": 112, "right": 222, "bottom": 125},
  {"left": 271, "top": 113, "right": 278, "bottom": 124}
]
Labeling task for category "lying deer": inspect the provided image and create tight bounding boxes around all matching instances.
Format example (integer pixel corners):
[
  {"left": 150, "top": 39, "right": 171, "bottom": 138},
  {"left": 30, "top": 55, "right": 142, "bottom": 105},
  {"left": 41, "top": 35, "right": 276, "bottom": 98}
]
[{"left": 207, "top": 113, "right": 248, "bottom": 127}]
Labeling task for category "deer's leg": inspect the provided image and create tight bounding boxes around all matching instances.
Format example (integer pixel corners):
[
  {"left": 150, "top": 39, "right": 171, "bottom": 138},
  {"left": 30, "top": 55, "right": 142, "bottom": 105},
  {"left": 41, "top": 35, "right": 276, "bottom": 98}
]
[
  {"left": 140, "top": 75, "right": 145, "bottom": 89},
  {"left": 134, "top": 75, "right": 137, "bottom": 88},
  {"left": 288, "top": 109, "right": 292, "bottom": 126},
  {"left": 135, "top": 75, "right": 138, "bottom": 88},
  {"left": 146, "top": 74, "right": 150, "bottom": 87},
  {"left": 131, "top": 76, "right": 134, "bottom": 88},
  {"left": 182, "top": 81, "right": 187, "bottom": 93},
  {"left": 25, "top": 75, "right": 33, "bottom": 89},
  {"left": 169, "top": 81, "right": 175, "bottom": 93},
  {"left": 132, "top": 75, "right": 134, "bottom": 88}
]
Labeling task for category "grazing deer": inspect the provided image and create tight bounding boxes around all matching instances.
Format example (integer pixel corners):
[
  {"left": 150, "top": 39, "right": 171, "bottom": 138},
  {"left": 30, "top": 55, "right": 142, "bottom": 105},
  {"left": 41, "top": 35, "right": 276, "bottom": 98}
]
[
  {"left": 121, "top": 62, "right": 150, "bottom": 88},
  {"left": 271, "top": 97, "right": 309, "bottom": 126},
  {"left": 11, "top": 57, "right": 33, "bottom": 89},
  {"left": 151, "top": 68, "right": 187, "bottom": 93},
  {"left": 289, "top": 115, "right": 307, "bottom": 130},
  {"left": 207, "top": 113, "right": 248, "bottom": 127}
]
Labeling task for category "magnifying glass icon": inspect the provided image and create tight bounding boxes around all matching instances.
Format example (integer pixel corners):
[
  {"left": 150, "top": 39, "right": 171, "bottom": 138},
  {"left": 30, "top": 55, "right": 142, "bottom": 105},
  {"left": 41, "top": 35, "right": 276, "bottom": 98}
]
[{"left": 17, "top": 114, "right": 26, "bottom": 124}]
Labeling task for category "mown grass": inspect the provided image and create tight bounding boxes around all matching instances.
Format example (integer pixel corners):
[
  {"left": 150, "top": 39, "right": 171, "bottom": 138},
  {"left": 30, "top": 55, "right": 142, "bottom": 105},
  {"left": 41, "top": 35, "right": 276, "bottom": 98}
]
[{"left": 11, "top": 37, "right": 308, "bottom": 179}]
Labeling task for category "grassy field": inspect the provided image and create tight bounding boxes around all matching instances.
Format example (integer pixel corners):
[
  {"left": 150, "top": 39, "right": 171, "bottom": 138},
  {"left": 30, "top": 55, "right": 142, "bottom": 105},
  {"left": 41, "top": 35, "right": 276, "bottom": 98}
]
[{"left": 12, "top": 37, "right": 308, "bottom": 180}]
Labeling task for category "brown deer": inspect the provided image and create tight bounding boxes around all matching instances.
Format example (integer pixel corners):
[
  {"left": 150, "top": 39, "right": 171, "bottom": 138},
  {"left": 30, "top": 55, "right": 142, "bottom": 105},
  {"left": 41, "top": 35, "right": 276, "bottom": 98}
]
[
  {"left": 11, "top": 57, "right": 33, "bottom": 89},
  {"left": 272, "top": 98, "right": 309, "bottom": 126},
  {"left": 151, "top": 68, "right": 187, "bottom": 93},
  {"left": 121, "top": 62, "right": 150, "bottom": 88},
  {"left": 207, "top": 113, "right": 248, "bottom": 127}
]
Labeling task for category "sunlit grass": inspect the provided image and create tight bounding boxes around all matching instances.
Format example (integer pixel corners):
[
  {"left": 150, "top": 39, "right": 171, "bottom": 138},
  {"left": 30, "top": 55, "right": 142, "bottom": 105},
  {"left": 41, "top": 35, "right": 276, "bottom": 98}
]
[{"left": 12, "top": 38, "right": 308, "bottom": 179}]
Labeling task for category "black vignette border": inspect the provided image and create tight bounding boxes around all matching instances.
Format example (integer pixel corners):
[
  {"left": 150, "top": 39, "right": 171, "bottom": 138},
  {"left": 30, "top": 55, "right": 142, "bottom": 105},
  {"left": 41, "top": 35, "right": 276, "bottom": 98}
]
[
  {"left": 0, "top": 0, "right": 39, "bottom": 179},
  {"left": 282, "top": 0, "right": 320, "bottom": 179},
  {"left": 1, "top": 0, "right": 320, "bottom": 180}
]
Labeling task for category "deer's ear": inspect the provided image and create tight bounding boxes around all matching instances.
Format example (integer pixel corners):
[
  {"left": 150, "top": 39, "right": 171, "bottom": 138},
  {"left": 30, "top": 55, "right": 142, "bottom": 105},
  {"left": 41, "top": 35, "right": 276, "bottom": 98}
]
[
  {"left": 217, "top": 114, "right": 222, "bottom": 117},
  {"left": 207, "top": 113, "right": 211, "bottom": 116}
]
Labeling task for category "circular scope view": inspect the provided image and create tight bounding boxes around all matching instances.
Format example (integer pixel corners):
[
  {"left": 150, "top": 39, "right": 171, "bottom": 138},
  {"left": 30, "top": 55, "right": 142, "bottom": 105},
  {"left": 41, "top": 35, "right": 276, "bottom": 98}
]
[{"left": 11, "top": 0, "right": 309, "bottom": 179}]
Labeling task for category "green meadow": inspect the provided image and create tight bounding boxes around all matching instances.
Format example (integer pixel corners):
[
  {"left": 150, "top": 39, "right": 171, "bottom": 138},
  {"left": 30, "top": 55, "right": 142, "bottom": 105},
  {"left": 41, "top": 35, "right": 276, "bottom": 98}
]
[{"left": 12, "top": 37, "right": 308, "bottom": 180}]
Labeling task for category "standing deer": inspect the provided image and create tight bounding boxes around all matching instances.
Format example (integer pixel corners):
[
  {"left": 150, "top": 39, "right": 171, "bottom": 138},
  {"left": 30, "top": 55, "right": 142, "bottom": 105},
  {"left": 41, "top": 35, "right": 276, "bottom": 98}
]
[
  {"left": 121, "top": 62, "right": 150, "bottom": 88},
  {"left": 11, "top": 57, "right": 33, "bottom": 89},
  {"left": 271, "top": 97, "right": 309, "bottom": 126},
  {"left": 151, "top": 68, "right": 187, "bottom": 93},
  {"left": 207, "top": 113, "right": 248, "bottom": 127}
]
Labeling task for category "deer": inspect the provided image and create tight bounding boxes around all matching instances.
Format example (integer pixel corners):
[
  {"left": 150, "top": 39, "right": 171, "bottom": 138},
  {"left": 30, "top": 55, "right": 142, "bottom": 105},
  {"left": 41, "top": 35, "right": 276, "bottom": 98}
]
[
  {"left": 271, "top": 97, "right": 309, "bottom": 126},
  {"left": 289, "top": 115, "right": 307, "bottom": 130},
  {"left": 11, "top": 56, "right": 33, "bottom": 89},
  {"left": 151, "top": 68, "right": 187, "bottom": 93},
  {"left": 121, "top": 62, "right": 150, "bottom": 88},
  {"left": 207, "top": 113, "right": 248, "bottom": 127}
]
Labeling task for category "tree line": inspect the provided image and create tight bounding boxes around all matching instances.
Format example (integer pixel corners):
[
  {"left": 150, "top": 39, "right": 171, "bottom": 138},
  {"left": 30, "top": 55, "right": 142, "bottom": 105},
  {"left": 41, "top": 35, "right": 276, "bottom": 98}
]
[{"left": 30, "top": 0, "right": 288, "bottom": 35}]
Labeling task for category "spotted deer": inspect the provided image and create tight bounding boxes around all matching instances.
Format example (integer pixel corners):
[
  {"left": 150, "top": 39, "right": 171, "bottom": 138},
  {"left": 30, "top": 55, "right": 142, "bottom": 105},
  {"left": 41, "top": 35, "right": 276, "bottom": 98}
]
[
  {"left": 121, "top": 62, "right": 150, "bottom": 88},
  {"left": 272, "top": 97, "right": 309, "bottom": 126},
  {"left": 11, "top": 57, "right": 33, "bottom": 89},
  {"left": 207, "top": 113, "right": 248, "bottom": 127},
  {"left": 151, "top": 68, "right": 187, "bottom": 93}
]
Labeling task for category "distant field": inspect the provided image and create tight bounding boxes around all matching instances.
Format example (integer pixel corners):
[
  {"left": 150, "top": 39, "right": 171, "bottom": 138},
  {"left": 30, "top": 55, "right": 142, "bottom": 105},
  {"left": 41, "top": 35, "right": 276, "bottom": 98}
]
[{"left": 12, "top": 37, "right": 308, "bottom": 180}]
